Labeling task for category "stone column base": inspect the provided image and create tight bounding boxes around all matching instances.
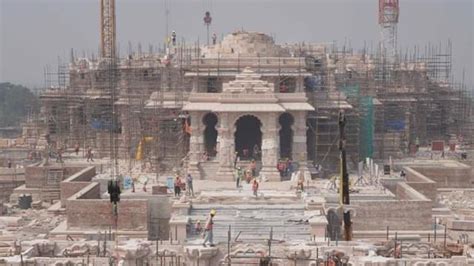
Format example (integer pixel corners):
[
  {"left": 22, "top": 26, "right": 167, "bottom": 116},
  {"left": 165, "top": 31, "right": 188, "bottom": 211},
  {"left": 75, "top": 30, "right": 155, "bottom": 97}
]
[
  {"left": 216, "top": 165, "right": 235, "bottom": 181},
  {"left": 169, "top": 216, "right": 189, "bottom": 243},
  {"left": 309, "top": 216, "right": 328, "bottom": 238},
  {"left": 259, "top": 166, "right": 281, "bottom": 181},
  {"left": 298, "top": 160, "right": 309, "bottom": 175}
]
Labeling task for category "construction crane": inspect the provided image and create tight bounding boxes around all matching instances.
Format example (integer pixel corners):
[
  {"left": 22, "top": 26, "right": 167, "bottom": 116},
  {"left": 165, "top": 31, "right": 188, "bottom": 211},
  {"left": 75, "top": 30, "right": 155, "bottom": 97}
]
[
  {"left": 100, "top": 0, "right": 116, "bottom": 59},
  {"left": 339, "top": 111, "right": 352, "bottom": 241},
  {"left": 99, "top": 0, "right": 118, "bottom": 175},
  {"left": 378, "top": 0, "right": 399, "bottom": 62},
  {"left": 100, "top": 0, "right": 119, "bottom": 218}
]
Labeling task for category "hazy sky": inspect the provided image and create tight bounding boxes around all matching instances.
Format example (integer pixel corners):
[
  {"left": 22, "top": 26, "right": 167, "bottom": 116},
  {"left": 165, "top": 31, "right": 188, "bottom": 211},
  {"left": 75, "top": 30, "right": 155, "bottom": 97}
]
[{"left": 1, "top": 0, "right": 473, "bottom": 88}]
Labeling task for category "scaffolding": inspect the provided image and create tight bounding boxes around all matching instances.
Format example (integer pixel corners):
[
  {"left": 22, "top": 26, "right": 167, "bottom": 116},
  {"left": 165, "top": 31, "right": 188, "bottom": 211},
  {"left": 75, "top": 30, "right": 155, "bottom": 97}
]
[{"left": 39, "top": 36, "right": 473, "bottom": 177}]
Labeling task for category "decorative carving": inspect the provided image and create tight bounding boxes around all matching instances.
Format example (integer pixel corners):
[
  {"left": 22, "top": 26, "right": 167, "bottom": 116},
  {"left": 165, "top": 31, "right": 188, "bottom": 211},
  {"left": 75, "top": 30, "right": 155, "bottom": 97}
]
[
  {"left": 285, "top": 247, "right": 312, "bottom": 260},
  {"left": 115, "top": 240, "right": 152, "bottom": 260},
  {"left": 185, "top": 246, "right": 218, "bottom": 260},
  {"left": 222, "top": 68, "right": 273, "bottom": 94},
  {"left": 222, "top": 244, "right": 267, "bottom": 262}
]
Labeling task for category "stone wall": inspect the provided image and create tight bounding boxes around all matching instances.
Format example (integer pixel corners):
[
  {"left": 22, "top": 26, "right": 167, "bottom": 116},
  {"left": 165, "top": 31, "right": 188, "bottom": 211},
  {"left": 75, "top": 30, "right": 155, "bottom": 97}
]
[
  {"left": 353, "top": 183, "right": 431, "bottom": 231},
  {"left": 25, "top": 164, "right": 84, "bottom": 188},
  {"left": 411, "top": 164, "right": 473, "bottom": 188},
  {"left": 0, "top": 179, "right": 24, "bottom": 202},
  {"left": 75, "top": 182, "right": 100, "bottom": 199},
  {"left": 66, "top": 182, "right": 148, "bottom": 231},
  {"left": 404, "top": 167, "right": 437, "bottom": 205},
  {"left": 60, "top": 166, "right": 96, "bottom": 207}
]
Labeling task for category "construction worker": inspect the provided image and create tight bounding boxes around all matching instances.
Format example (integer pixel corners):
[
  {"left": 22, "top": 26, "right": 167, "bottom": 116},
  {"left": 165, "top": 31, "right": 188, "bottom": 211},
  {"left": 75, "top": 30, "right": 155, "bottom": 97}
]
[
  {"left": 195, "top": 219, "right": 202, "bottom": 235},
  {"left": 250, "top": 159, "right": 257, "bottom": 177},
  {"left": 74, "top": 143, "right": 80, "bottom": 156},
  {"left": 243, "top": 147, "right": 249, "bottom": 159},
  {"left": 400, "top": 170, "right": 406, "bottom": 179},
  {"left": 171, "top": 31, "right": 177, "bottom": 46},
  {"left": 245, "top": 169, "right": 253, "bottom": 183},
  {"left": 7, "top": 159, "right": 12, "bottom": 169},
  {"left": 86, "top": 146, "right": 94, "bottom": 162},
  {"left": 252, "top": 179, "right": 259, "bottom": 197},
  {"left": 286, "top": 159, "right": 293, "bottom": 177},
  {"left": 233, "top": 151, "right": 240, "bottom": 168},
  {"left": 212, "top": 33, "right": 217, "bottom": 45},
  {"left": 203, "top": 209, "right": 216, "bottom": 247},
  {"left": 186, "top": 173, "right": 194, "bottom": 197},
  {"left": 56, "top": 147, "right": 63, "bottom": 163},
  {"left": 235, "top": 167, "right": 242, "bottom": 188},
  {"left": 277, "top": 159, "right": 285, "bottom": 177},
  {"left": 253, "top": 144, "right": 260, "bottom": 160},
  {"left": 174, "top": 175, "right": 182, "bottom": 197},
  {"left": 297, "top": 171, "right": 305, "bottom": 192}
]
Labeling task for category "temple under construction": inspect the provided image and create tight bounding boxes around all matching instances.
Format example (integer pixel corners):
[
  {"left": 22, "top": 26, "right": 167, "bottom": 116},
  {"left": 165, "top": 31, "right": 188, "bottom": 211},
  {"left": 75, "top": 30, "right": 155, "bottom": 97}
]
[
  {"left": 30, "top": 29, "right": 473, "bottom": 178},
  {"left": 2, "top": 0, "right": 474, "bottom": 265}
]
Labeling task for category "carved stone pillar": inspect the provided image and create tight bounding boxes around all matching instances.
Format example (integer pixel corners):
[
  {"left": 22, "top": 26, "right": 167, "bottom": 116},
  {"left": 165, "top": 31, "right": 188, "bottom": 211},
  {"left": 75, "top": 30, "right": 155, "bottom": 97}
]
[
  {"left": 309, "top": 216, "right": 328, "bottom": 238},
  {"left": 169, "top": 216, "right": 189, "bottom": 243},
  {"left": 187, "top": 112, "right": 203, "bottom": 179},
  {"left": 185, "top": 246, "right": 219, "bottom": 266},
  {"left": 292, "top": 111, "right": 308, "bottom": 173},
  {"left": 260, "top": 113, "right": 281, "bottom": 181},
  {"left": 216, "top": 113, "right": 234, "bottom": 181},
  {"left": 295, "top": 76, "right": 305, "bottom": 92}
]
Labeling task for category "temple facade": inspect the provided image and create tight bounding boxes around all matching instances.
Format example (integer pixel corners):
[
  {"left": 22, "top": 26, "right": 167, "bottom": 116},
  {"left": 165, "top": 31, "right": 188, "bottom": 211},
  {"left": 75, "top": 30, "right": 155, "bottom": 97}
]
[{"left": 184, "top": 68, "right": 314, "bottom": 180}]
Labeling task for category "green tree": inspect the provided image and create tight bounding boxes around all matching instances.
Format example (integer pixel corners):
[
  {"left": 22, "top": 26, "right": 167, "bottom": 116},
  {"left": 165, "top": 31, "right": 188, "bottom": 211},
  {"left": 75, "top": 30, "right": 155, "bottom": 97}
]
[{"left": 0, "top": 82, "right": 39, "bottom": 127}]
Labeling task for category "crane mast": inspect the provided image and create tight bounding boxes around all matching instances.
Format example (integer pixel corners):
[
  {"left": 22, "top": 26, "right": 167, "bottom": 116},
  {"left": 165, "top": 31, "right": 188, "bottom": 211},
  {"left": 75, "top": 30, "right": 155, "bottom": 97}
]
[
  {"left": 339, "top": 111, "right": 352, "bottom": 241},
  {"left": 100, "top": 0, "right": 116, "bottom": 59}
]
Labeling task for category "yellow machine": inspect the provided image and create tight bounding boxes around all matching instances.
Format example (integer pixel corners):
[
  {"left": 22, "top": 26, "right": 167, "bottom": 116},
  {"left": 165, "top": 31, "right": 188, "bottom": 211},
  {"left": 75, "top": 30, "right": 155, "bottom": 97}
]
[{"left": 135, "top": 137, "right": 154, "bottom": 160}]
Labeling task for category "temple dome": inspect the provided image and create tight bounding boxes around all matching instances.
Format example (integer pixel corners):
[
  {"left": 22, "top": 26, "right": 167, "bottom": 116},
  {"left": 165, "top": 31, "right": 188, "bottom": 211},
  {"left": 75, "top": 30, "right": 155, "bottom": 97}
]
[{"left": 202, "top": 31, "right": 290, "bottom": 58}]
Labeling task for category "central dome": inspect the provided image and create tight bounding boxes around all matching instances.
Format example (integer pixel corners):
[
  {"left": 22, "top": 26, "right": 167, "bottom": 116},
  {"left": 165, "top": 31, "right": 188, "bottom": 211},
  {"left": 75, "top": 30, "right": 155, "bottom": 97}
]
[{"left": 202, "top": 31, "right": 290, "bottom": 58}]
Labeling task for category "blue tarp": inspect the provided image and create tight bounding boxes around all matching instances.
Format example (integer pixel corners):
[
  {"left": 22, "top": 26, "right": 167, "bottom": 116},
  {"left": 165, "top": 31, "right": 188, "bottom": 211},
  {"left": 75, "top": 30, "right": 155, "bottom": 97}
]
[
  {"left": 304, "top": 76, "right": 323, "bottom": 91},
  {"left": 385, "top": 120, "right": 405, "bottom": 131},
  {"left": 90, "top": 118, "right": 119, "bottom": 130}
]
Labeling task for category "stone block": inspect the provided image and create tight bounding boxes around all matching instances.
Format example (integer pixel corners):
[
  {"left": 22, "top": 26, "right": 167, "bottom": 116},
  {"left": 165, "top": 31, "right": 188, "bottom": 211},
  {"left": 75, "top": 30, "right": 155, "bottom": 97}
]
[
  {"left": 447, "top": 219, "right": 474, "bottom": 231},
  {"left": 172, "top": 201, "right": 191, "bottom": 215},
  {"left": 152, "top": 185, "right": 168, "bottom": 195},
  {"left": 309, "top": 216, "right": 328, "bottom": 238},
  {"left": 306, "top": 196, "right": 326, "bottom": 211},
  {"left": 169, "top": 216, "right": 189, "bottom": 242}
]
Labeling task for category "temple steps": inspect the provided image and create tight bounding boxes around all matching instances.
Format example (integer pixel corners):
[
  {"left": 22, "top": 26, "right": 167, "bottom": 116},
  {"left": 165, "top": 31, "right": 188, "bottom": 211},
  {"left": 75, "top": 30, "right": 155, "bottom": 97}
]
[{"left": 188, "top": 203, "right": 311, "bottom": 243}]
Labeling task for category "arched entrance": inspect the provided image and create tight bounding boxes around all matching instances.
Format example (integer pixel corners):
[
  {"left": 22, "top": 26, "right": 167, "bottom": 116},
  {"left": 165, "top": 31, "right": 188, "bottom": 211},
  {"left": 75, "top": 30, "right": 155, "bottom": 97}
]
[
  {"left": 279, "top": 113, "right": 294, "bottom": 159},
  {"left": 203, "top": 113, "right": 218, "bottom": 157},
  {"left": 234, "top": 115, "right": 262, "bottom": 160}
]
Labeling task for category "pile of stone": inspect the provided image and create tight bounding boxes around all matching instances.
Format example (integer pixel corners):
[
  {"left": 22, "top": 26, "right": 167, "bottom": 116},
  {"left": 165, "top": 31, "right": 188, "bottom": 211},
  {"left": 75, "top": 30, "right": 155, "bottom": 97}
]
[{"left": 438, "top": 191, "right": 474, "bottom": 210}]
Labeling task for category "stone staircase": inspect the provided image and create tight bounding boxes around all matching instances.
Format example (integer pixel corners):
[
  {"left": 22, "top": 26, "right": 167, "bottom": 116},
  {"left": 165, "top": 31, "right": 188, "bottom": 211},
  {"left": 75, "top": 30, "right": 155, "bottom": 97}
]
[
  {"left": 198, "top": 160, "right": 265, "bottom": 180},
  {"left": 188, "top": 203, "right": 311, "bottom": 243},
  {"left": 198, "top": 160, "right": 219, "bottom": 179},
  {"left": 235, "top": 160, "right": 262, "bottom": 172}
]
